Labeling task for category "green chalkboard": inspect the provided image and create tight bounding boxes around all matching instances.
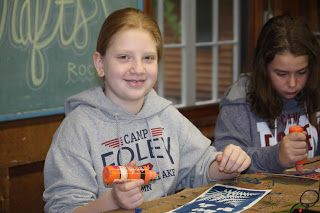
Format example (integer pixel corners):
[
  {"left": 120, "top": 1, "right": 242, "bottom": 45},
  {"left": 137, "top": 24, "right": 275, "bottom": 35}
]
[{"left": 0, "top": 0, "right": 142, "bottom": 121}]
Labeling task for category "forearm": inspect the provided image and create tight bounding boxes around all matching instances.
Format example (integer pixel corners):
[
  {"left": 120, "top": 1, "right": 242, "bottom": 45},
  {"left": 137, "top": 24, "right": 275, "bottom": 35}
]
[
  {"left": 249, "top": 145, "right": 286, "bottom": 173},
  {"left": 73, "top": 190, "right": 119, "bottom": 213}
]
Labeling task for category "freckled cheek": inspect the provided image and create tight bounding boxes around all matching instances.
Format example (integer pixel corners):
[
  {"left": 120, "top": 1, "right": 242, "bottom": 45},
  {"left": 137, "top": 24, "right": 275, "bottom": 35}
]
[
  {"left": 147, "top": 65, "right": 158, "bottom": 75},
  {"left": 147, "top": 73, "right": 158, "bottom": 82}
]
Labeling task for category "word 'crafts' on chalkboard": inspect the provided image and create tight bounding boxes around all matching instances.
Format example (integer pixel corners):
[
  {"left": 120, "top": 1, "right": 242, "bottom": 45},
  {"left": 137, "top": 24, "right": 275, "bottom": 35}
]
[{"left": 0, "top": 0, "right": 142, "bottom": 121}]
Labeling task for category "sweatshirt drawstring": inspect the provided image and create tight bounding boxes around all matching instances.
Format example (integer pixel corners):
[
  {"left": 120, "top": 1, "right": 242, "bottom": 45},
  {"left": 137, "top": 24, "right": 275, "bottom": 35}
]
[
  {"left": 146, "top": 120, "right": 168, "bottom": 197},
  {"left": 115, "top": 113, "right": 123, "bottom": 165}
]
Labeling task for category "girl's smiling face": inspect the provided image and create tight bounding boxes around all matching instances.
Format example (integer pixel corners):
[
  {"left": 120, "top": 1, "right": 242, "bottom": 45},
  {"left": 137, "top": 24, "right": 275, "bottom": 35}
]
[
  {"left": 268, "top": 51, "right": 309, "bottom": 100},
  {"left": 94, "top": 28, "right": 158, "bottom": 114}
]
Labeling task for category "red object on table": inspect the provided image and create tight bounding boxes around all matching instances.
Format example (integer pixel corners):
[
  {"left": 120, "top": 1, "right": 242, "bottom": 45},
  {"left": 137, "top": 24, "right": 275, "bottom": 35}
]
[{"left": 289, "top": 125, "right": 305, "bottom": 172}]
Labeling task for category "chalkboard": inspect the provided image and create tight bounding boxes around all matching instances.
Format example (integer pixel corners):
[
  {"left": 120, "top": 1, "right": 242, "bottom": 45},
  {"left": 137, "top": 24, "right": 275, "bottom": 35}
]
[{"left": 0, "top": 0, "right": 142, "bottom": 121}]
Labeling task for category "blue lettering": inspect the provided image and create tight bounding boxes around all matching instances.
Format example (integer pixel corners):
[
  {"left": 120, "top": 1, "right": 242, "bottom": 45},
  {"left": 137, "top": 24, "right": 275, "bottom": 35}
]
[
  {"left": 142, "top": 129, "right": 148, "bottom": 138},
  {"left": 162, "top": 169, "right": 175, "bottom": 178},
  {"left": 123, "top": 134, "right": 130, "bottom": 144},
  {"left": 131, "top": 133, "right": 138, "bottom": 142},
  {"left": 101, "top": 152, "right": 114, "bottom": 167},
  {"left": 117, "top": 147, "right": 134, "bottom": 164},
  {"left": 136, "top": 143, "right": 148, "bottom": 161},
  {"left": 162, "top": 137, "right": 174, "bottom": 164},
  {"left": 153, "top": 138, "right": 163, "bottom": 158},
  {"left": 141, "top": 184, "right": 152, "bottom": 192},
  {"left": 147, "top": 139, "right": 155, "bottom": 158},
  {"left": 136, "top": 130, "right": 143, "bottom": 141}
]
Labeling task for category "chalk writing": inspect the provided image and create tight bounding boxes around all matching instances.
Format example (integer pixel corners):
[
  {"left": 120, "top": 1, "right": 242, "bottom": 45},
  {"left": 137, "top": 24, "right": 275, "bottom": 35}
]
[
  {"left": 66, "top": 62, "right": 97, "bottom": 83},
  {"left": 0, "top": 0, "right": 140, "bottom": 120},
  {"left": 0, "top": 0, "right": 108, "bottom": 89}
]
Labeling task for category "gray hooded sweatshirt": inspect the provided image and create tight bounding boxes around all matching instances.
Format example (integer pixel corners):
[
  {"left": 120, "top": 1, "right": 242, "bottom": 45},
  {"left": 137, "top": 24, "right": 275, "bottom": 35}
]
[
  {"left": 214, "top": 75, "right": 319, "bottom": 173},
  {"left": 43, "top": 87, "right": 218, "bottom": 213}
]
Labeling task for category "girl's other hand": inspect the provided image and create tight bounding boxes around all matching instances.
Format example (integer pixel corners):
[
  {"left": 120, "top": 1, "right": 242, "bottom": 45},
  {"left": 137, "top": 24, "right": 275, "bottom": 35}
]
[
  {"left": 279, "top": 132, "right": 307, "bottom": 168},
  {"left": 216, "top": 144, "right": 251, "bottom": 173}
]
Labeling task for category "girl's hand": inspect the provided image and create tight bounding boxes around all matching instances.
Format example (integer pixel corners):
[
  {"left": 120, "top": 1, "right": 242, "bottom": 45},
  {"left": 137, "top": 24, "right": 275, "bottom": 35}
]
[
  {"left": 112, "top": 160, "right": 144, "bottom": 209},
  {"left": 279, "top": 132, "right": 308, "bottom": 168},
  {"left": 216, "top": 144, "right": 251, "bottom": 173},
  {"left": 111, "top": 179, "right": 144, "bottom": 209},
  {"left": 111, "top": 160, "right": 144, "bottom": 209},
  {"left": 73, "top": 160, "right": 144, "bottom": 212}
]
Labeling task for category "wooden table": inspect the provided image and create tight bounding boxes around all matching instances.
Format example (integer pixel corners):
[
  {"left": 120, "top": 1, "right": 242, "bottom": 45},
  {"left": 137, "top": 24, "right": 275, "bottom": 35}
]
[{"left": 108, "top": 157, "right": 320, "bottom": 213}]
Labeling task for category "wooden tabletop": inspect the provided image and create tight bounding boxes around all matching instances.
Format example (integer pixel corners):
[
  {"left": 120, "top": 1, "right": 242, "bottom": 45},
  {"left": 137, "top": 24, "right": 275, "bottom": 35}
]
[{"left": 108, "top": 157, "right": 320, "bottom": 213}]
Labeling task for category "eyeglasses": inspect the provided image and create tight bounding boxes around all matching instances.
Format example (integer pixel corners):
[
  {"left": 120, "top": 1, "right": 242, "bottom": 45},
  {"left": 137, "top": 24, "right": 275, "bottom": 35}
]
[{"left": 290, "top": 181, "right": 320, "bottom": 212}]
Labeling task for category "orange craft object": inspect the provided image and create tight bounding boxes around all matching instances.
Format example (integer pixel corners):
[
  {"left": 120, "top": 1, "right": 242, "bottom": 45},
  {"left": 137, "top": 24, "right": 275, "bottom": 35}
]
[
  {"left": 103, "top": 165, "right": 158, "bottom": 185},
  {"left": 289, "top": 125, "right": 305, "bottom": 172},
  {"left": 289, "top": 125, "right": 304, "bottom": 133}
]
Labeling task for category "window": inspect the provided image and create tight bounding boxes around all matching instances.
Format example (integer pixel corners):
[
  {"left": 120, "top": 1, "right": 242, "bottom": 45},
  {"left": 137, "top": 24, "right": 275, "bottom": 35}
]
[{"left": 152, "top": 0, "right": 240, "bottom": 106}]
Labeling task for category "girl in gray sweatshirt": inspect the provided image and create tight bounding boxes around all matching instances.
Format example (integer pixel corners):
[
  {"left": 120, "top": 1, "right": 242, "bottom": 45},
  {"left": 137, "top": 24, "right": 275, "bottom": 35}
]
[
  {"left": 214, "top": 15, "right": 319, "bottom": 174},
  {"left": 43, "top": 8, "right": 251, "bottom": 213}
]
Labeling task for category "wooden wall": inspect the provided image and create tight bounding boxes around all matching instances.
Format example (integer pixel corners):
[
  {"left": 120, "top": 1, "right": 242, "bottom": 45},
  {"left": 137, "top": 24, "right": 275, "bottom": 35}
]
[
  {"left": 0, "top": 115, "right": 64, "bottom": 212},
  {"left": 242, "top": 0, "right": 320, "bottom": 73}
]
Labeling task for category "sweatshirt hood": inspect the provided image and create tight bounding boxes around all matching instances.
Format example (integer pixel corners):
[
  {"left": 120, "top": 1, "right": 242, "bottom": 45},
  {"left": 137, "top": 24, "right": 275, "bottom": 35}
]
[
  {"left": 64, "top": 87, "right": 172, "bottom": 121},
  {"left": 220, "top": 74, "right": 249, "bottom": 106}
]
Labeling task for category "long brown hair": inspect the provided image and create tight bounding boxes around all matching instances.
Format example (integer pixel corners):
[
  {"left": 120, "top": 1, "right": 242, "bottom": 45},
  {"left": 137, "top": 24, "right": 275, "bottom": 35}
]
[{"left": 247, "top": 14, "right": 320, "bottom": 127}]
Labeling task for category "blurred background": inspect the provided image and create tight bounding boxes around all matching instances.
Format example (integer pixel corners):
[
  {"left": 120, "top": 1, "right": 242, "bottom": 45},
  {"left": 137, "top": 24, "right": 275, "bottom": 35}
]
[{"left": 145, "top": 0, "right": 320, "bottom": 106}]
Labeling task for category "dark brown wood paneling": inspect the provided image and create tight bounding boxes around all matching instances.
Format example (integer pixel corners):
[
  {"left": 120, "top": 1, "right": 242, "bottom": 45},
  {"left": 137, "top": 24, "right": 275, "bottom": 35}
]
[
  {"left": 0, "top": 115, "right": 64, "bottom": 168},
  {"left": 0, "top": 115, "right": 63, "bottom": 213},
  {"left": 179, "top": 103, "right": 219, "bottom": 141},
  {"left": 9, "top": 162, "right": 45, "bottom": 213}
]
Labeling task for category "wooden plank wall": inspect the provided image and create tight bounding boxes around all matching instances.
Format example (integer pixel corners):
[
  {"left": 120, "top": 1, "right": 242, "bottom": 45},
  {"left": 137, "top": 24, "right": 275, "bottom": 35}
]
[{"left": 0, "top": 115, "right": 64, "bottom": 213}]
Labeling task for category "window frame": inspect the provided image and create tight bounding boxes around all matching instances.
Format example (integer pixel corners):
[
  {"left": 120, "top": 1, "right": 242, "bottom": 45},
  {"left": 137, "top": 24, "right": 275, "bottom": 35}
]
[{"left": 155, "top": 0, "right": 241, "bottom": 107}]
